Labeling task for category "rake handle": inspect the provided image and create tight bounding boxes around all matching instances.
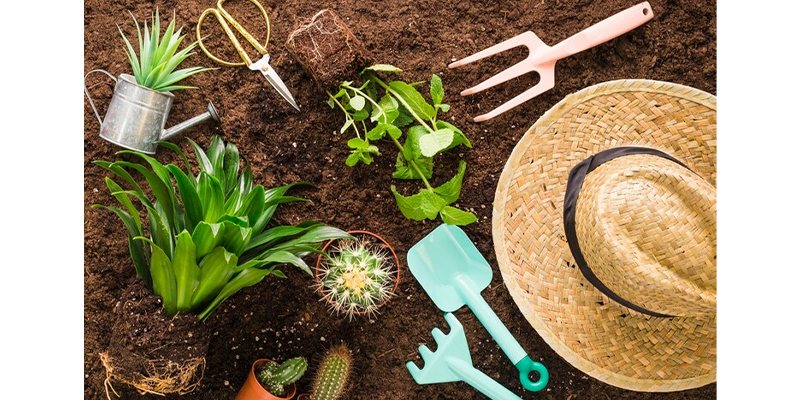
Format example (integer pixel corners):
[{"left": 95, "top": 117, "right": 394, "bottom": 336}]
[
  {"left": 448, "top": 358, "right": 523, "bottom": 400},
  {"left": 546, "top": 2, "right": 654, "bottom": 62},
  {"left": 456, "top": 276, "right": 548, "bottom": 391}
]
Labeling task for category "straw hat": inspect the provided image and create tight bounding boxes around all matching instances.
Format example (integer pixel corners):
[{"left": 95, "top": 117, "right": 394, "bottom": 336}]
[{"left": 493, "top": 80, "right": 716, "bottom": 392}]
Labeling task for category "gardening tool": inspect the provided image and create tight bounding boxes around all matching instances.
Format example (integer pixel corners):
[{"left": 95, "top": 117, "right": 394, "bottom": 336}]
[
  {"left": 83, "top": 70, "right": 220, "bottom": 154},
  {"left": 408, "top": 313, "right": 531, "bottom": 400},
  {"left": 449, "top": 1, "right": 654, "bottom": 121},
  {"left": 407, "top": 224, "right": 548, "bottom": 392},
  {"left": 196, "top": 0, "right": 300, "bottom": 111}
]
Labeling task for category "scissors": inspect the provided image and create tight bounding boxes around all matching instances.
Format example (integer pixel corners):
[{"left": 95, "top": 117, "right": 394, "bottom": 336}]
[{"left": 197, "top": 0, "right": 300, "bottom": 110}]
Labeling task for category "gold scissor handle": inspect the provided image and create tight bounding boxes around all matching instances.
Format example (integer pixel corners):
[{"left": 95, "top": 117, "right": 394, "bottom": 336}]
[{"left": 196, "top": 0, "right": 272, "bottom": 67}]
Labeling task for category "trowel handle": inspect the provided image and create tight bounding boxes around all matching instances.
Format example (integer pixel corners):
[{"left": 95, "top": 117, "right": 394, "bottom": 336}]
[
  {"left": 448, "top": 358, "right": 522, "bottom": 400},
  {"left": 457, "top": 276, "right": 548, "bottom": 391}
]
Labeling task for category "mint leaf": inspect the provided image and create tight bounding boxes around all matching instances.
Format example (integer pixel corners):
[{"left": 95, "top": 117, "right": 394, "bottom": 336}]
[
  {"left": 435, "top": 103, "right": 450, "bottom": 112},
  {"left": 386, "top": 125, "right": 402, "bottom": 140},
  {"left": 434, "top": 160, "right": 467, "bottom": 204},
  {"left": 349, "top": 95, "right": 366, "bottom": 111},
  {"left": 372, "top": 94, "right": 399, "bottom": 124},
  {"left": 436, "top": 120, "right": 472, "bottom": 149},
  {"left": 393, "top": 152, "right": 433, "bottom": 180},
  {"left": 366, "top": 125, "right": 387, "bottom": 140},
  {"left": 403, "top": 126, "right": 428, "bottom": 160},
  {"left": 340, "top": 118, "right": 353, "bottom": 134},
  {"left": 393, "top": 103, "right": 415, "bottom": 128},
  {"left": 388, "top": 81, "right": 436, "bottom": 120},
  {"left": 364, "top": 64, "right": 403, "bottom": 73},
  {"left": 347, "top": 137, "right": 367, "bottom": 149},
  {"left": 390, "top": 185, "right": 427, "bottom": 220},
  {"left": 345, "top": 151, "right": 360, "bottom": 167},
  {"left": 419, "top": 128, "right": 455, "bottom": 157},
  {"left": 431, "top": 74, "right": 444, "bottom": 105},
  {"left": 418, "top": 190, "right": 448, "bottom": 219},
  {"left": 440, "top": 206, "right": 478, "bottom": 225},
  {"left": 353, "top": 108, "right": 369, "bottom": 122}
]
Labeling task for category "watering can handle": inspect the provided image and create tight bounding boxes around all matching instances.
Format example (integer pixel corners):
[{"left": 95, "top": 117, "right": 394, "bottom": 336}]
[
  {"left": 456, "top": 276, "right": 549, "bottom": 391},
  {"left": 83, "top": 69, "right": 117, "bottom": 125}
]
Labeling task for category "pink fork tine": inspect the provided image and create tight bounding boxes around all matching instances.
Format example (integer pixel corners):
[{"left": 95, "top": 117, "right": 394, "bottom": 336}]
[
  {"left": 448, "top": 31, "right": 542, "bottom": 69},
  {"left": 473, "top": 71, "right": 555, "bottom": 122}
]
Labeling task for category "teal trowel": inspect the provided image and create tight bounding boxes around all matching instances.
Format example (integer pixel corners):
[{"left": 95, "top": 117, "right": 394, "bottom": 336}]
[{"left": 407, "top": 224, "right": 548, "bottom": 392}]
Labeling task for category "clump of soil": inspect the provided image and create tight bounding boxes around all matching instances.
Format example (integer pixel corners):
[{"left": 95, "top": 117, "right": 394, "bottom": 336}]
[
  {"left": 286, "top": 9, "right": 372, "bottom": 91},
  {"left": 101, "top": 279, "right": 211, "bottom": 396}
]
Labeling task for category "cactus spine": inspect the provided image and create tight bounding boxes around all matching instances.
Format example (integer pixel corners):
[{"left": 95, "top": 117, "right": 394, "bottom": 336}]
[
  {"left": 311, "top": 345, "right": 352, "bottom": 400},
  {"left": 258, "top": 357, "right": 307, "bottom": 397}
]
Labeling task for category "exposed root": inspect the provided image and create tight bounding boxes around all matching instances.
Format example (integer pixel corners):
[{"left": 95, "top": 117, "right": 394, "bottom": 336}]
[{"left": 100, "top": 352, "right": 205, "bottom": 397}]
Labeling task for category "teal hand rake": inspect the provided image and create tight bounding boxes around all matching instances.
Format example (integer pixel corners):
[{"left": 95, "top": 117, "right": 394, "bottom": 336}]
[
  {"left": 407, "top": 313, "right": 526, "bottom": 400},
  {"left": 408, "top": 224, "right": 548, "bottom": 391}
]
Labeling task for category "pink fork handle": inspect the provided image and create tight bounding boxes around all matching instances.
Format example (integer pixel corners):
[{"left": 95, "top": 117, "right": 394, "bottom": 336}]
[{"left": 547, "top": 2, "right": 654, "bottom": 62}]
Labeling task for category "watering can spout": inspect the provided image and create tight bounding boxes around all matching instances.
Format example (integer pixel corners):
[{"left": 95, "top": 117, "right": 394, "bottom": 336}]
[{"left": 160, "top": 102, "right": 220, "bottom": 142}]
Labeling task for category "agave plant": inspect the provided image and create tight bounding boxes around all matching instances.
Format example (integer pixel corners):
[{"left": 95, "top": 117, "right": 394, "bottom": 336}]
[
  {"left": 94, "top": 135, "right": 350, "bottom": 321},
  {"left": 118, "top": 10, "right": 212, "bottom": 92}
]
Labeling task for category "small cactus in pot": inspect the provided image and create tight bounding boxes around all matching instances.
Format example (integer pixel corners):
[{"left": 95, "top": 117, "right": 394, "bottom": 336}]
[
  {"left": 315, "top": 232, "right": 400, "bottom": 319},
  {"left": 298, "top": 344, "right": 352, "bottom": 400},
  {"left": 258, "top": 357, "right": 307, "bottom": 397}
]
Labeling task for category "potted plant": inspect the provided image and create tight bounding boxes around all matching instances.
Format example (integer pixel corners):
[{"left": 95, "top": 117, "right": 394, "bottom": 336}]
[
  {"left": 315, "top": 232, "right": 400, "bottom": 319},
  {"left": 84, "top": 10, "right": 216, "bottom": 154},
  {"left": 94, "top": 135, "right": 350, "bottom": 396},
  {"left": 236, "top": 357, "right": 307, "bottom": 400},
  {"left": 297, "top": 345, "right": 352, "bottom": 400}
]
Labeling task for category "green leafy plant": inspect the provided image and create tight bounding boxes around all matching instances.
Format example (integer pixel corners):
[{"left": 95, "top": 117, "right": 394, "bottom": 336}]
[
  {"left": 317, "top": 237, "right": 396, "bottom": 319},
  {"left": 327, "top": 65, "right": 478, "bottom": 225},
  {"left": 258, "top": 357, "right": 307, "bottom": 397},
  {"left": 118, "top": 9, "right": 213, "bottom": 92},
  {"left": 310, "top": 345, "right": 352, "bottom": 400},
  {"left": 94, "top": 135, "right": 351, "bottom": 321}
]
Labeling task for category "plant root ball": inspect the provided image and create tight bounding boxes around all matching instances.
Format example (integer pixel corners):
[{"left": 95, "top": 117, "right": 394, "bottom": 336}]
[{"left": 286, "top": 9, "right": 372, "bottom": 92}]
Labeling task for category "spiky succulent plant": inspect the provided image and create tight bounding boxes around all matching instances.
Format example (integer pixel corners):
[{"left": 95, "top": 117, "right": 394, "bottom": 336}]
[
  {"left": 311, "top": 345, "right": 352, "bottom": 400},
  {"left": 258, "top": 357, "right": 307, "bottom": 397},
  {"left": 317, "top": 237, "right": 396, "bottom": 318},
  {"left": 118, "top": 9, "right": 213, "bottom": 92},
  {"left": 94, "top": 135, "right": 351, "bottom": 321}
]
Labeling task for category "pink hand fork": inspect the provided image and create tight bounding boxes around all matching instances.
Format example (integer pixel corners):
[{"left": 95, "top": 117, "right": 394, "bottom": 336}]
[{"left": 449, "top": 2, "right": 654, "bottom": 122}]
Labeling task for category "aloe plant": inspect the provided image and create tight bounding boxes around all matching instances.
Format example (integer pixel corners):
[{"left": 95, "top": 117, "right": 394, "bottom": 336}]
[
  {"left": 118, "top": 9, "right": 213, "bottom": 92},
  {"left": 94, "top": 135, "right": 351, "bottom": 321}
]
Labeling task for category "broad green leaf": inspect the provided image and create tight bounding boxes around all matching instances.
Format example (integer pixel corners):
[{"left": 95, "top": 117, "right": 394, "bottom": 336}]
[
  {"left": 435, "top": 120, "right": 472, "bottom": 149},
  {"left": 196, "top": 267, "right": 273, "bottom": 321},
  {"left": 272, "top": 226, "right": 351, "bottom": 252},
  {"left": 435, "top": 103, "right": 450, "bottom": 113},
  {"left": 419, "top": 128, "right": 455, "bottom": 157},
  {"left": 363, "top": 64, "right": 403, "bottom": 73},
  {"left": 168, "top": 165, "right": 203, "bottom": 233},
  {"left": 105, "top": 177, "right": 141, "bottom": 230},
  {"left": 173, "top": 231, "right": 200, "bottom": 312},
  {"left": 390, "top": 185, "right": 427, "bottom": 220},
  {"left": 433, "top": 160, "right": 467, "bottom": 204},
  {"left": 386, "top": 125, "right": 402, "bottom": 140},
  {"left": 418, "top": 190, "right": 449, "bottom": 219},
  {"left": 156, "top": 141, "right": 195, "bottom": 183},
  {"left": 349, "top": 95, "right": 366, "bottom": 111},
  {"left": 388, "top": 81, "right": 435, "bottom": 121},
  {"left": 353, "top": 108, "right": 369, "bottom": 122},
  {"left": 403, "top": 126, "right": 428, "bottom": 160},
  {"left": 222, "top": 142, "right": 240, "bottom": 195},
  {"left": 371, "top": 94, "right": 399, "bottom": 124},
  {"left": 206, "top": 135, "right": 226, "bottom": 181},
  {"left": 366, "top": 125, "right": 387, "bottom": 141},
  {"left": 188, "top": 138, "right": 214, "bottom": 174},
  {"left": 440, "top": 206, "right": 478, "bottom": 225},
  {"left": 94, "top": 160, "right": 145, "bottom": 198},
  {"left": 239, "top": 250, "right": 310, "bottom": 275},
  {"left": 393, "top": 152, "right": 433, "bottom": 180},
  {"left": 221, "top": 221, "right": 253, "bottom": 256},
  {"left": 197, "top": 172, "right": 224, "bottom": 222},
  {"left": 243, "top": 224, "right": 321, "bottom": 253},
  {"left": 147, "top": 205, "right": 174, "bottom": 258},
  {"left": 430, "top": 74, "right": 444, "bottom": 105},
  {"left": 347, "top": 137, "right": 368, "bottom": 149},
  {"left": 191, "top": 247, "right": 238, "bottom": 311},
  {"left": 192, "top": 221, "right": 225, "bottom": 259},
  {"left": 143, "top": 240, "right": 178, "bottom": 316},
  {"left": 93, "top": 205, "right": 151, "bottom": 289},
  {"left": 113, "top": 161, "right": 175, "bottom": 226},
  {"left": 345, "top": 151, "right": 361, "bottom": 167},
  {"left": 240, "top": 185, "right": 265, "bottom": 224},
  {"left": 392, "top": 103, "right": 415, "bottom": 128}
]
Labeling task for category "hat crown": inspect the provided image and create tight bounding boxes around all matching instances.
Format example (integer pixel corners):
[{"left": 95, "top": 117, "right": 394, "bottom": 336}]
[{"left": 575, "top": 154, "right": 716, "bottom": 317}]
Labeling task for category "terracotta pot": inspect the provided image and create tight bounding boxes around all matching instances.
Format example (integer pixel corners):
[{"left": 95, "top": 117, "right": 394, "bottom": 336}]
[
  {"left": 315, "top": 230, "right": 401, "bottom": 315},
  {"left": 296, "top": 395, "right": 311, "bottom": 400},
  {"left": 235, "top": 359, "right": 297, "bottom": 400}
]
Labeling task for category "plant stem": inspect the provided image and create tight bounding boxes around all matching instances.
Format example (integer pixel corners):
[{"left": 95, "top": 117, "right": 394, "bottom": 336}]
[
  {"left": 365, "top": 74, "right": 435, "bottom": 133},
  {"left": 326, "top": 91, "right": 360, "bottom": 138},
  {"left": 343, "top": 84, "right": 434, "bottom": 191}
]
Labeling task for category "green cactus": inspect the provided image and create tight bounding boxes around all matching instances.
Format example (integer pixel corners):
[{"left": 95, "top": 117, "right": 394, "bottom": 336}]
[
  {"left": 258, "top": 357, "right": 307, "bottom": 397},
  {"left": 311, "top": 345, "right": 352, "bottom": 400},
  {"left": 317, "top": 237, "right": 396, "bottom": 319}
]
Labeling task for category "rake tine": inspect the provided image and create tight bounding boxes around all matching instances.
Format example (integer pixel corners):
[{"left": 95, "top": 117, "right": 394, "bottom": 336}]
[
  {"left": 406, "top": 361, "right": 423, "bottom": 378},
  {"left": 460, "top": 60, "right": 534, "bottom": 96},
  {"left": 443, "top": 312, "right": 463, "bottom": 330},
  {"left": 473, "top": 71, "right": 556, "bottom": 122},
  {"left": 449, "top": 31, "right": 539, "bottom": 69},
  {"left": 431, "top": 327, "right": 447, "bottom": 343},
  {"left": 418, "top": 344, "right": 435, "bottom": 361}
]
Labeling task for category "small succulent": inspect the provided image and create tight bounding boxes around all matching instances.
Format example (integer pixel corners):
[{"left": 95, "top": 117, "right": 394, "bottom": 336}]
[
  {"left": 310, "top": 345, "right": 352, "bottom": 400},
  {"left": 258, "top": 357, "right": 307, "bottom": 397},
  {"left": 118, "top": 9, "right": 213, "bottom": 92},
  {"left": 318, "top": 237, "right": 396, "bottom": 318}
]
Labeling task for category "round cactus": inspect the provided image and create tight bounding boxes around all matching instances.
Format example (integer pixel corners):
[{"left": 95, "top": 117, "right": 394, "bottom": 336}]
[
  {"left": 318, "top": 237, "right": 396, "bottom": 318},
  {"left": 311, "top": 345, "right": 352, "bottom": 400}
]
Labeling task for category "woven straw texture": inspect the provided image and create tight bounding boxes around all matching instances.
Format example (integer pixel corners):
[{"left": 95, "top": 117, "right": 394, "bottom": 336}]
[{"left": 492, "top": 80, "right": 716, "bottom": 392}]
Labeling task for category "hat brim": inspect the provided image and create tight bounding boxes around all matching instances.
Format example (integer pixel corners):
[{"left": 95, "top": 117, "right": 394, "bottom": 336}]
[{"left": 492, "top": 80, "right": 716, "bottom": 392}]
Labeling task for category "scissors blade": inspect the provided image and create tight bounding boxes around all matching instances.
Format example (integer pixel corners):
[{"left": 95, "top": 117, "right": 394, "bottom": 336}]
[{"left": 250, "top": 55, "right": 300, "bottom": 111}]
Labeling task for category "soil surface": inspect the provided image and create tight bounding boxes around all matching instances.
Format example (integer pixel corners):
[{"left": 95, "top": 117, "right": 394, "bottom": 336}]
[{"left": 84, "top": 0, "right": 716, "bottom": 399}]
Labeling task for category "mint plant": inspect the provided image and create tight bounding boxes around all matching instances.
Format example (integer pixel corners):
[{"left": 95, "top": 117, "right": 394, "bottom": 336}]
[{"left": 326, "top": 64, "right": 478, "bottom": 225}]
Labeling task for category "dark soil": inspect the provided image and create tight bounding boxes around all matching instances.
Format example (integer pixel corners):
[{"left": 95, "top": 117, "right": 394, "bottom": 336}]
[{"left": 84, "top": 0, "right": 716, "bottom": 399}]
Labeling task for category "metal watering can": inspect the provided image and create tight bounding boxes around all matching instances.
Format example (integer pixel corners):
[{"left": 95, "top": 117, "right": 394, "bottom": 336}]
[{"left": 83, "top": 70, "right": 219, "bottom": 154}]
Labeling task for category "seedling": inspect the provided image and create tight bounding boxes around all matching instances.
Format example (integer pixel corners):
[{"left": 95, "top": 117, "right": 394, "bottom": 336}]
[{"left": 327, "top": 65, "right": 478, "bottom": 225}]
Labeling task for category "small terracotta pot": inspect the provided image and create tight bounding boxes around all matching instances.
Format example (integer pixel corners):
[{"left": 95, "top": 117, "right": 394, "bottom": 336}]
[
  {"left": 315, "top": 230, "right": 401, "bottom": 315},
  {"left": 235, "top": 359, "right": 297, "bottom": 400}
]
